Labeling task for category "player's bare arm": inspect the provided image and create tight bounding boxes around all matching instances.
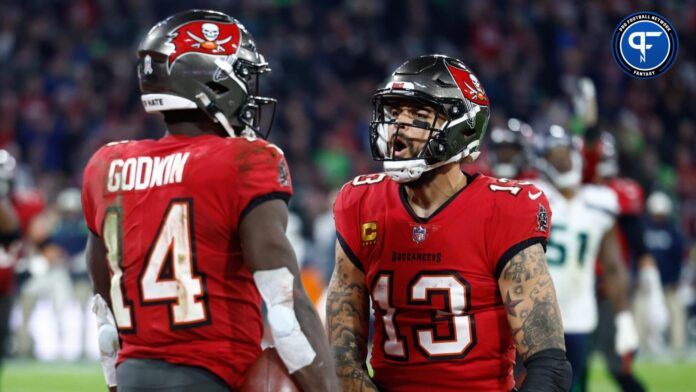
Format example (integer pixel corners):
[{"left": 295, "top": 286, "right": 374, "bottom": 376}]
[
  {"left": 240, "top": 199, "right": 338, "bottom": 392},
  {"left": 499, "top": 243, "right": 565, "bottom": 360},
  {"left": 598, "top": 224, "right": 630, "bottom": 311},
  {"left": 86, "top": 232, "right": 110, "bottom": 302},
  {"left": 326, "top": 241, "right": 378, "bottom": 392},
  {"left": 598, "top": 223, "right": 639, "bottom": 356},
  {"left": 499, "top": 243, "right": 571, "bottom": 391}
]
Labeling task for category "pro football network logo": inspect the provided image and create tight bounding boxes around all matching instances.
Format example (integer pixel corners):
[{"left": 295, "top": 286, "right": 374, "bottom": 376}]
[
  {"left": 611, "top": 12, "right": 678, "bottom": 79},
  {"left": 165, "top": 21, "right": 241, "bottom": 73}
]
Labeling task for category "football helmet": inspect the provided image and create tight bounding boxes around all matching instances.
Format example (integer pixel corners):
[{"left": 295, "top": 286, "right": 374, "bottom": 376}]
[
  {"left": 534, "top": 124, "right": 584, "bottom": 190},
  {"left": 137, "top": 10, "right": 276, "bottom": 138},
  {"left": 369, "top": 55, "right": 490, "bottom": 183},
  {"left": 488, "top": 118, "right": 533, "bottom": 179}
]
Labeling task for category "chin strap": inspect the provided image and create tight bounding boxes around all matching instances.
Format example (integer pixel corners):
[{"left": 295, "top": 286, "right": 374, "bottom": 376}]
[
  {"left": 383, "top": 140, "right": 480, "bottom": 183},
  {"left": 384, "top": 152, "right": 464, "bottom": 183},
  {"left": 195, "top": 93, "right": 237, "bottom": 137}
]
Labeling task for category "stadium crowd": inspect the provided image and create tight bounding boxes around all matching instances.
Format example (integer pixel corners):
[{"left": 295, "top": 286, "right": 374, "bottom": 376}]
[{"left": 1, "top": 0, "right": 695, "bottom": 369}]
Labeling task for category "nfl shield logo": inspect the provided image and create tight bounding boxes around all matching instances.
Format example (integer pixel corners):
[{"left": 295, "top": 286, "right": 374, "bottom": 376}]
[{"left": 412, "top": 226, "right": 427, "bottom": 244}]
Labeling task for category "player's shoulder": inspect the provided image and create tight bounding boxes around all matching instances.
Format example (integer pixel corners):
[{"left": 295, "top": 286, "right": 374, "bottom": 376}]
[
  {"left": 579, "top": 183, "right": 619, "bottom": 214},
  {"left": 213, "top": 136, "right": 286, "bottom": 169},
  {"left": 334, "top": 172, "right": 392, "bottom": 212},
  {"left": 478, "top": 174, "right": 549, "bottom": 208},
  {"left": 224, "top": 136, "right": 284, "bottom": 155},
  {"left": 90, "top": 139, "right": 138, "bottom": 159},
  {"left": 84, "top": 139, "right": 142, "bottom": 174}
]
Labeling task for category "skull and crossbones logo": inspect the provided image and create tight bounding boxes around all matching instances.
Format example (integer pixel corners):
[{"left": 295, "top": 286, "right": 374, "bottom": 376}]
[{"left": 187, "top": 23, "right": 232, "bottom": 52}]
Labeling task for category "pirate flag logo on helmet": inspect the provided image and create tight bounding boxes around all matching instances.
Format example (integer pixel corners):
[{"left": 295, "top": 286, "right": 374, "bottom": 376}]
[{"left": 166, "top": 21, "right": 241, "bottom": 73}]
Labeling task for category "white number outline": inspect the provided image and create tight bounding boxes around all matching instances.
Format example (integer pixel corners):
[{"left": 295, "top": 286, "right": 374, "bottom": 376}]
[
  {"left": 138, "top": 199, "right": 209, "bottom": 329},
  {"left": 407, "top": 272, "right": 475, "bottom": 359},
  {"left": 352, "top": 173, "right": 387, "bottom": 186},
  {"left": 103, "top": 206, "right": 135, "bottom": 332},
  {"left": 372, "top": 271, "right": 477, "bottom": 361},
  {"left": 488, "top": 178, "right": 533, "bottom": 196},
  {"left": 372, "top": 272, "right": 408, "bottom": 361}
]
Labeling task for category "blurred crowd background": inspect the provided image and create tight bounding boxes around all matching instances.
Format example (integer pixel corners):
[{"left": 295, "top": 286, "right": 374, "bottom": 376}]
[{"left": 1, "top": 0, "right": 696, "bottom": 375}]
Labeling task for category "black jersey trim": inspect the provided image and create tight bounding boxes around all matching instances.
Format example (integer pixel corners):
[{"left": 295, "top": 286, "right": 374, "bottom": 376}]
[
  {"left": 239, "top": 192, "right": 291, "bottom": 223},
  {"left": 495, "top": 236, "right": 548, "bottom": 280},
  {"left": 399, "top": 172, "right": 480, "bottom": 223},
  {"left": 336, "top": 231, "right": 364, "bottom": 272},
  {"left": 87, "top": 227, "right": 101, "bottom": 239}
]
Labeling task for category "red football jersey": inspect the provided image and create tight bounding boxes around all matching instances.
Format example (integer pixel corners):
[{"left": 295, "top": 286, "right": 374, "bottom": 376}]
[
  {"left": 605, "top": 177, "right": 644, "bottom": 216},
  {"left": 334, "top": 172, "right": 551, "bottom": 391},
  {"left": 0, "top": 193, "right": 44, "bottom": 295},
  {"left": 81, "top": 134, "right": 293, "bottom": 389}
]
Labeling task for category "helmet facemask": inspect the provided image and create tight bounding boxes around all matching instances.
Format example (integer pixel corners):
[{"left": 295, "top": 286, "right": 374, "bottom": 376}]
[
  {"left": 534, "top": 126, "right": 584, "bottom": 190},
  {"left": 369, "top": 93, "right": 484, "bottom": 183},
  {"left": 208, "top": 55, "right": 277, "bottom": 138},
  {"left": 370, "top": 95, "right": 450, "bottom": 162}
]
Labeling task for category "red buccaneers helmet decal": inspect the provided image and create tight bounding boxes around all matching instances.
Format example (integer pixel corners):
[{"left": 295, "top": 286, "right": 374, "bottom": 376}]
[
  {"left": 446, "top": 64, "right": 490, "bottom": 106},
  {"left": 166, "top": 21, "right": 241, "bottom": 72}
]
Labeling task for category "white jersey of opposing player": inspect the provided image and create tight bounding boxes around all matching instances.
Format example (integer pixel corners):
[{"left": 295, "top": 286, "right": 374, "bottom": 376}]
[{"left": 532, "top": 179, "right": 618, "bottom": 334}]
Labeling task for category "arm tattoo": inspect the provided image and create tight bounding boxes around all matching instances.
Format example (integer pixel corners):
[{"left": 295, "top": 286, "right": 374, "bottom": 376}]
[
  {"left": 499, "top": 244, "right": 566, "bottom": 361},
  {"left": 327, "top": 250, "right": 379, "bottom": 392},
  {"left": 502, "top": 244, "right": 547, "bottom": 283}
]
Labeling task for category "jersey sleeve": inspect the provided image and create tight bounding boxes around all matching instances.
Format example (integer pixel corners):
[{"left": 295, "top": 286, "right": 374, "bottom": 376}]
[
  {"left": 332, "top": 182, "right": 365, "bottom": 272},
  {"left": 489, "top": 184, "right": 552, "bottom": 279},
  {"left": 235, "top": 141, "right": 293, "bottom": 222}
]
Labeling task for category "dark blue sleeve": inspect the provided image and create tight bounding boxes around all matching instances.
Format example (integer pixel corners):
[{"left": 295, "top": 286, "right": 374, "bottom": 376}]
[{"left": 671, "top": 227, "right": 686, "bottom": 269}]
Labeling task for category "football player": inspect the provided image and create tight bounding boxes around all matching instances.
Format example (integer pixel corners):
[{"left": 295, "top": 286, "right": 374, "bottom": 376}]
[
  {"left": 582, "top": 130, "right": 649, "bottom": 392},
  {"left": 531, "top": 125, "right": 639, "bottom": 391},
  {"left": 0, "top": 150, "right": 20, "bottom": 378},
  {"left": 82, "top": 10, "right": 336, "bottom": 392},
  {"left": 487, "top": 118, "right": 537, "bottom": 180},
  {"left": 327, "top": 55, "right": 571, "bottom": 391}
]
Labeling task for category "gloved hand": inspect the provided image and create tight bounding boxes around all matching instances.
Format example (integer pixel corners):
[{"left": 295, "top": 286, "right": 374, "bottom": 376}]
[
  {"left": 615, "top": 310, "right": 639, "bottom": 356},
  {"left": 572, "top": 77, "right": 598, "bottom": 127},
  {"left": 92, "top": 294, "right": 119, "bottom": 387}
]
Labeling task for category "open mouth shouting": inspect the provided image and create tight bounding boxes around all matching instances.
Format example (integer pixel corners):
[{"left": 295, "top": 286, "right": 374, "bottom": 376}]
[{"left": 391, "top": 136, "right": 410, "bottom": 158}]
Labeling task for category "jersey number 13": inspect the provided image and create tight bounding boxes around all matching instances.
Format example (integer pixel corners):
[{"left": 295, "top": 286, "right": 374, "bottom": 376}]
[{"left": 372, "top": 271, "right": 476, "bottom": 360}]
